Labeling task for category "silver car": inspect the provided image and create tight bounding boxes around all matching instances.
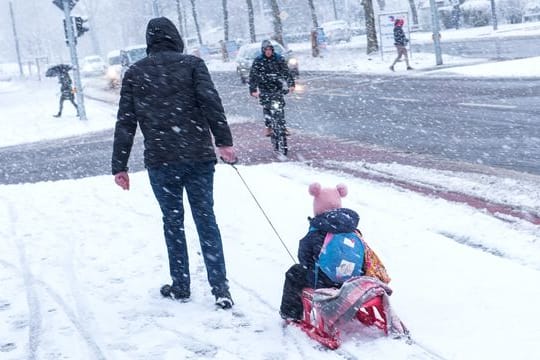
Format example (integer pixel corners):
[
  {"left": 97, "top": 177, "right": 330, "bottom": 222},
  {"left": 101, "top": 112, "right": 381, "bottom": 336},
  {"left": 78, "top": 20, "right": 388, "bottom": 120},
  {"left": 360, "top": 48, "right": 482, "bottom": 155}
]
[
  {"left": 321, "top": 20, "right": 352, "bottom": 44},
  {"left": 235, "top": 41, "right": 299, "bottom": 84}
]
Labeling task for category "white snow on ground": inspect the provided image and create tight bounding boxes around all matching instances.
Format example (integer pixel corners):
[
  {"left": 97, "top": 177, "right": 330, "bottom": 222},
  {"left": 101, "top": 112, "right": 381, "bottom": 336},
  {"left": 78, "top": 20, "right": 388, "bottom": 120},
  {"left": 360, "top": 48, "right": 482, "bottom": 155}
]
[
  {"left": 1, "top": 162, "right": 539, "bottom": 360},
  {"left": 333, "top": 161, "right": 540, "bottom": 214},
  {"left": 1, "top": 21, "right": 540, "bottom": 359}
]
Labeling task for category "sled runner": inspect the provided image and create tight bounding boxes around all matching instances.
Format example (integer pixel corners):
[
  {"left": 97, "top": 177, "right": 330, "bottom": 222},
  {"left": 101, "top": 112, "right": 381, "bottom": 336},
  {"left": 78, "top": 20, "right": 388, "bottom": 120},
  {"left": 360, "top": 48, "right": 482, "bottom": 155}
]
[{"left": 289, "top": 276, "right": 407, "bottom": 350}]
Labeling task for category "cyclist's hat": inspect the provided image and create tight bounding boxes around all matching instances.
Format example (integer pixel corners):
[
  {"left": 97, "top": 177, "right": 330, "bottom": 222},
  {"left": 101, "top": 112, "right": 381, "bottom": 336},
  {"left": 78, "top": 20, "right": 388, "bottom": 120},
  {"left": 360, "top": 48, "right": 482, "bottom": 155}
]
[{"left": 261, "top": 39, "right": 274, "bottom": 52}]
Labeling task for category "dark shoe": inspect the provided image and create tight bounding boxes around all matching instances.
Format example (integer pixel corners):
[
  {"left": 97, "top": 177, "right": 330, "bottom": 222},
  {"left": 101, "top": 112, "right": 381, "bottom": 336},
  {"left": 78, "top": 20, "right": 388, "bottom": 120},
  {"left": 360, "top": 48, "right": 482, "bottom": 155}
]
[
  {"left": 215, "top": 290, "right": 234, "bottom": 309},
  {"left": 264, "top": 127, "right": 272, "bottom": 137},
  {"left": 389, "top": 66, "right": 395, "bottom": 72},
  {"left": 279, "top": 310, "right": 301, "bottom": 322},
  {"left": 407, "top": 66, "right": 413, "bottom": 70},
  {"left": 160, "top": 284, "right": 190, "bottom": 301},
  {"left": 53, "top": 113, "right": 61, "bottom": 118}
]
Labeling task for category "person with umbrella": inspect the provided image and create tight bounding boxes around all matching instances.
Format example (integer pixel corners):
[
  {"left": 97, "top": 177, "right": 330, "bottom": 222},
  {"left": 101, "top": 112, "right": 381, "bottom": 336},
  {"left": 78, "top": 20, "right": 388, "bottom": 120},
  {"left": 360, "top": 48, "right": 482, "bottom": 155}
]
[{"left": 46, "top": 64, "right": 79, "bottom": 118}]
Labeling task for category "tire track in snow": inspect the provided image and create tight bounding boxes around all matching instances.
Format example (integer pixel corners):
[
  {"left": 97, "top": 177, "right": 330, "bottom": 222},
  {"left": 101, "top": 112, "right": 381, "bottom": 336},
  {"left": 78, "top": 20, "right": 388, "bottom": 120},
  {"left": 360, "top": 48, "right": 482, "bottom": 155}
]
[
  {"left": 0, "top": 259, "right": 107, "bottom": 360},
  {"left": 0, "top": 196, "right": 42, "bottom": 360},
  {"left": 0, "top": 196, "right": 106, "bottom": 360}
]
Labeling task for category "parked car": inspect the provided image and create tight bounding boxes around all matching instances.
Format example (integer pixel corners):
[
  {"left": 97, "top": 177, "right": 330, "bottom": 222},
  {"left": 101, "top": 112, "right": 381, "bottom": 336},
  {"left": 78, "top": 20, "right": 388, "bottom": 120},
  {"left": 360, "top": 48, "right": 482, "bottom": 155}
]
[
  {"left": 81, "top": 55, "right": 106, "bottom": 77},
  {"left": 105, "top": 45, "right": 147, "bottom": 88},
  {"left": 321, "top": 20, "right": 352, "bottom": 43},
  {"left": 105, "top": 50, "right": 122, "bottom": 88},
  {"left": 235, "top": 41, "right": 299, "bottom": 84},
  {"left": 121, "top": 44, "right": 147, "bottom": 66}
]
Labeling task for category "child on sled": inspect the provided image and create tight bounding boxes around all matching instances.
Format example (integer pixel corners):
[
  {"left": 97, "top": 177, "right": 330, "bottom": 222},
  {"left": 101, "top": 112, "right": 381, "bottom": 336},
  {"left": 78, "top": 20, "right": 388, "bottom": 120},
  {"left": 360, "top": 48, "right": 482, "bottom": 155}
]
[{"left": 279, "top": 182, "right": 391, "bottom": 321}]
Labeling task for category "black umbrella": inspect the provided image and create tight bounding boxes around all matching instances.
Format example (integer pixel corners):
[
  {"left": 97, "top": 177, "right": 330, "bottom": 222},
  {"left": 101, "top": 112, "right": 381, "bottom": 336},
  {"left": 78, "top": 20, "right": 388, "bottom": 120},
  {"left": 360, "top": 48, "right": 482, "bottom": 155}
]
[{"left": 45, "top": 64, "right": 73, "bottom": 77}]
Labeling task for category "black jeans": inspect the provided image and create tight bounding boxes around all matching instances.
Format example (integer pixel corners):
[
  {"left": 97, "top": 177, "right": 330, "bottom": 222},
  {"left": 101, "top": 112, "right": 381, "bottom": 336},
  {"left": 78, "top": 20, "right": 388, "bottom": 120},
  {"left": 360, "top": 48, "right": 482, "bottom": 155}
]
[
  {"left": 279, "top": 264, "right": 308, "bottom": 320},
  {"left": 147, "top": 161, "right": 229, "bottom": 297}
]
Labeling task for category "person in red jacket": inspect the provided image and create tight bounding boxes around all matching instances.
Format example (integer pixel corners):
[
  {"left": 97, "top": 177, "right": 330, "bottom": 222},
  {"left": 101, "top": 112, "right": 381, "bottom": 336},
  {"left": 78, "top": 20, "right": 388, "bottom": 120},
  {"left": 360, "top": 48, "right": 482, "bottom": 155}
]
[{"left": 389, "top": 19, "right": 413, "bottom": 72}]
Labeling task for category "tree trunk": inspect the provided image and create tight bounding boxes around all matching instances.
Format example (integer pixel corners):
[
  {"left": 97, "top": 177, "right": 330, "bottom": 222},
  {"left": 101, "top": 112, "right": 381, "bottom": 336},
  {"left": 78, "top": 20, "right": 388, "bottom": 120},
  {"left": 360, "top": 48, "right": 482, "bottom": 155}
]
[
  {"left": 190, "top": 0, "right": 203, "bottom": 46},
  {"left": 246, "top": 0, "right": 256, "bottom": 43},
  {"left": 307, "top": 0, "right": 319, "bottom": 28},
  {"left": 308, "top": 0, "right": 320, "bottom": 57},
  {"left": 408, "top": 0, "right": 419, "bottom": 25},
  {"left": 80, "top": 0, "right": 102, "bottom": 56},
  {"left": 222, "top": 0, "right": 229, "bottom": 41},
  {"left": 269, "top": 0, "right": 284, "bottom": 46},
  {"left": 331, "top": 0, "right": 338, "bottom": 19},
  {"left": 175, "top": 0, "right": 184, "bottom": 38},
  {"left": 362, "top": 0, "right": 378, "bottom": 54}
]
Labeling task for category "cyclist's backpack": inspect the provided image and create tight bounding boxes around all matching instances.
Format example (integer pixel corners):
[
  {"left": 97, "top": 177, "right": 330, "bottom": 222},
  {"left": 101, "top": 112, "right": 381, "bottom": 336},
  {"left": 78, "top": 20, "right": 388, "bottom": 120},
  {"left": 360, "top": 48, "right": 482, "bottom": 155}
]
[{"left": 316, "top": 231, "right": 365, "bottom": 283}]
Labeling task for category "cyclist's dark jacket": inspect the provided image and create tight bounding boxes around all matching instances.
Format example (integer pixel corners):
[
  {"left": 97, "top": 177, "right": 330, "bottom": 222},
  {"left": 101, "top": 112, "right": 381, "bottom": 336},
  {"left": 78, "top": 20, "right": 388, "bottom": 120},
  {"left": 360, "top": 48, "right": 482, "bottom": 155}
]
[
  {"left": 248, "top": 53, "right": 295, "bottom": 96},
  {"left": 112, "top": 17, "right": 233, "bottom": 175}
]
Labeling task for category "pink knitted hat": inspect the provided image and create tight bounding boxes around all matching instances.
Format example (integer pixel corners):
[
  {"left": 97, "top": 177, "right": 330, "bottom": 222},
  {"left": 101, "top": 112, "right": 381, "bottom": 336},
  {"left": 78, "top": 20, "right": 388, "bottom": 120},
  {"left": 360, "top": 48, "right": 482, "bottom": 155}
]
[{"left": 308, "top": 182, "right": 348, "bottom": 216}]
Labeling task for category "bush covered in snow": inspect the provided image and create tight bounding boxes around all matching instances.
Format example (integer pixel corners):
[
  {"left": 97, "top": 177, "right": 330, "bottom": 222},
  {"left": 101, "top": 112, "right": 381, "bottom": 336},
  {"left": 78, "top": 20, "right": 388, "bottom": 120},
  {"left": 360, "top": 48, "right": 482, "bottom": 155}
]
[{"left": 460, "top": 0, "right": 491, "bottom": 26}]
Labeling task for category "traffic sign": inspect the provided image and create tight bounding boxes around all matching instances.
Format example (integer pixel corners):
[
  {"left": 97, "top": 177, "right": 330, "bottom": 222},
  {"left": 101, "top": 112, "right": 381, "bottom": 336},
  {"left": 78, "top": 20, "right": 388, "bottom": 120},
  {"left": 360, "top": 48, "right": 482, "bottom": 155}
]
[{"left": 52, "top": 0, "right": 78, "bottom": 11}]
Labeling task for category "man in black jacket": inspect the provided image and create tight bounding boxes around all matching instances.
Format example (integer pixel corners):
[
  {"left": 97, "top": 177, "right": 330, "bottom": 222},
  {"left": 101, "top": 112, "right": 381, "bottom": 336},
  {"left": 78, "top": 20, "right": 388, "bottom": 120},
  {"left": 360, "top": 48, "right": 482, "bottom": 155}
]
[
  {"left": 249, "top": 40, "right": 295, "bottom": 136},
  {"left": 111, "top": 17, "right": 237, "bottom": 309}
]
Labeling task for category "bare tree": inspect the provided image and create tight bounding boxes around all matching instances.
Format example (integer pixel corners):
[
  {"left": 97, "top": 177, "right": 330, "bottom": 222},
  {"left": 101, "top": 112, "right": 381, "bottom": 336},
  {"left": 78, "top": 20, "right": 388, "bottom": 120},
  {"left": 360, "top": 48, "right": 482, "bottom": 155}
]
[
  {"left": 269, "top": 0, "right": 284, "bottom": 45},
  {"left": 307, "top": 0, "right": 320, "bottom": 57},
  {"left": 175, "top": 0, "right": 185, "bottom": 37},
  {"left": 362, "top": 0, "right": 378, "bottom": 54},
  {"left": 80, "top": 0, "right": 103, "bottom": 56},
  {"left": 307, "top": 0, "right": 319, "bottom": 28},
  {"left": 246, "top": 0, "right": 256, "bottom": 43},
  {"left": 189, "top": 0, "right": 203, "bottom": 46},
  {"left": 223, "top": 0, "right": 229, "bottom": 41},
  {"left": 408, "top": 0, "right": 419, "bottom": 25}
]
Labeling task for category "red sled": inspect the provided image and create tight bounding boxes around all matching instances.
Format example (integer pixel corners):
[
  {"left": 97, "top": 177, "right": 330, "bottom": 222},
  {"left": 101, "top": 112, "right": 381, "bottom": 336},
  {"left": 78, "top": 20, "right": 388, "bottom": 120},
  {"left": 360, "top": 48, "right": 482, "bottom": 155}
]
[{"left": 289, "top": 276, "right": 407, "bottom": 350}]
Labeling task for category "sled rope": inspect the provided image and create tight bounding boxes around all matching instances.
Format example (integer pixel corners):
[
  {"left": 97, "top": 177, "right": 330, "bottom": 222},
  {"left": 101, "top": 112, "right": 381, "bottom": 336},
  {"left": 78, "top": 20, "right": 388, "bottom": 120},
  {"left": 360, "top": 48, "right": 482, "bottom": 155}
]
[{"left": 228, "top": 163, "right": 297, "bottom": 264}]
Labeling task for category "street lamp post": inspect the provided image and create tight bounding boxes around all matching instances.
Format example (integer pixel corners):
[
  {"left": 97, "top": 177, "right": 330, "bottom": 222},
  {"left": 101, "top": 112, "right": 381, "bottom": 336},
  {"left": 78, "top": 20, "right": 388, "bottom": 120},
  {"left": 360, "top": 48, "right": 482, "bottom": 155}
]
[
  {"left": 490, "top": 0, "right": 498, "bottom": 30},
  {"left": 8, "top": 0, "right": 23, "bottom": 77},
  {"left": 429, "top": 0, "right": 443, "bottom": 65},
  {"left": 62, "top": 0, "right": 87, "bottom": 120}
]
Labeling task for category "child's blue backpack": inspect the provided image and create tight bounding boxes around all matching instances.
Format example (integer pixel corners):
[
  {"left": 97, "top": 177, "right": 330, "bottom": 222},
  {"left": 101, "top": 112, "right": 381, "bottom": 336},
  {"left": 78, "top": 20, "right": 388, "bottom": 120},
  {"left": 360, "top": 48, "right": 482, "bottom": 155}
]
[{"left": 316, "top": 231, "right": 365, "bottom": 283}]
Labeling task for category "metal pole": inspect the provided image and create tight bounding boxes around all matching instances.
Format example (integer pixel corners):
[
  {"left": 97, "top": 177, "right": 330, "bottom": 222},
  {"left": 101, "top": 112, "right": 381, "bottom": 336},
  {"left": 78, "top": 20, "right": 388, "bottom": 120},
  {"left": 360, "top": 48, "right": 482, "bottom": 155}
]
[
  {"left": 9, "top": 1, "right": 24, "bottom": 77},
  {"left": 490, "top": 0, "right": 498, "bottom": 30},
  {"left": 428, "top": 0, "right": 443, "bottom": 65},
  {"left": 62, "top": 0, "right": 87, "bottom": 120},
  {"left": 152, "top": 0, "right": 160, "bottom": 17}
]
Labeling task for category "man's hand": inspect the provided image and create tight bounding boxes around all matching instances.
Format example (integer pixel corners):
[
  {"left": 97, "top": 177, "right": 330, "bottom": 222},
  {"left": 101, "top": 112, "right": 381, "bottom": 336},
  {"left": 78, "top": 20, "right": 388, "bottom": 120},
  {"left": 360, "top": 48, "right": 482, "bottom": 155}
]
[
  {"left": 250, "top": 90, "right": 259, "bottom": 98},
  {"left": 114, "top": 171, "right": 130, "bottom": 190},
  {"left": 218, "top": 146, "right": 237, "bottom": 164},
  {"left": 289, "top": 85, "right": 295, "bottom": 93}
]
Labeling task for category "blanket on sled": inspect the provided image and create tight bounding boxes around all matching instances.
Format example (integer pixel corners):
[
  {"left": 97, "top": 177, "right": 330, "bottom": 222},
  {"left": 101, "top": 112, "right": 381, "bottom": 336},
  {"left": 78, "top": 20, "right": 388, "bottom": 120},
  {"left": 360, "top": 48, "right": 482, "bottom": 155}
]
[{"left": 311, "top": 276, "right": 406, "bottom": 336}]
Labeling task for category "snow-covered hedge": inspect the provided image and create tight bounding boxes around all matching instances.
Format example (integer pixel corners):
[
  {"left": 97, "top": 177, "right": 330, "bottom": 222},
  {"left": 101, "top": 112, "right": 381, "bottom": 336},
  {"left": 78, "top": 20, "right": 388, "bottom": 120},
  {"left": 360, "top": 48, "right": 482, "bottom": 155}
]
[{"left": 460, "top": 0, "right": 491, "bottom": 26}]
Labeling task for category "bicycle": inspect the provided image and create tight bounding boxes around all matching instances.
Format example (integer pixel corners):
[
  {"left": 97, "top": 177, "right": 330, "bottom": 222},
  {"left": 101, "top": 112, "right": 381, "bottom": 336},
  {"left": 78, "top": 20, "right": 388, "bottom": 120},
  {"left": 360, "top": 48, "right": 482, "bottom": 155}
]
[{"left": 262, "top": 90, "right": 289, "bottom": 156}]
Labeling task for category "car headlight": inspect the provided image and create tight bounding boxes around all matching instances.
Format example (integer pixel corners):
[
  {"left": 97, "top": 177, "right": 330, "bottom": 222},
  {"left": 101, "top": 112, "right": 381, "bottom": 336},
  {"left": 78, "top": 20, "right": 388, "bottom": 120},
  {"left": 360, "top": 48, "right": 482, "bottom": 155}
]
[
  {"left": 106, "top": 67, "right": 119, "bottom": 80},
  {"left": 288, "top": 58, "right": 298, "bottom": 66}
]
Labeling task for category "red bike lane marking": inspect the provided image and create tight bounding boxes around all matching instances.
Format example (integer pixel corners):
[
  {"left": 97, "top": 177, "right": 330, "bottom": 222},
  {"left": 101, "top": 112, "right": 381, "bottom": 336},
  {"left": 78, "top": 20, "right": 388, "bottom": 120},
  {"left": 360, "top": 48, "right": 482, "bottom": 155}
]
[{"left": 230, "top": 122, "right": 540, "bottom": 226}]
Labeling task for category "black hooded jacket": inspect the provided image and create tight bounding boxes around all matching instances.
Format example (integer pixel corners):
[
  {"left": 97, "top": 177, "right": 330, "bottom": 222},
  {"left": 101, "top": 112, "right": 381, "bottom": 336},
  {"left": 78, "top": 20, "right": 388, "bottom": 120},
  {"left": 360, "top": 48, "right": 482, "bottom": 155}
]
[
  {"left": 298, "top": 208, "right": 360, "bottom": 287},
  {"left": 112, "top": 17, "right": 233, "bottom": 174},
  {"left": 248, "top": 44, "right": 295, "bottom": 96}
]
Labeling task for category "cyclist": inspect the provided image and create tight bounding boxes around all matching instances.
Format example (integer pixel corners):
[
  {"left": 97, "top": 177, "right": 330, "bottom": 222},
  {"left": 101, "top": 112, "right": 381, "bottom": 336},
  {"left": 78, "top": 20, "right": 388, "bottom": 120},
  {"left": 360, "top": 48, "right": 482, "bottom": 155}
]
[{"left": 249, "top": 39, "right": 295, "bottom": 137}]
